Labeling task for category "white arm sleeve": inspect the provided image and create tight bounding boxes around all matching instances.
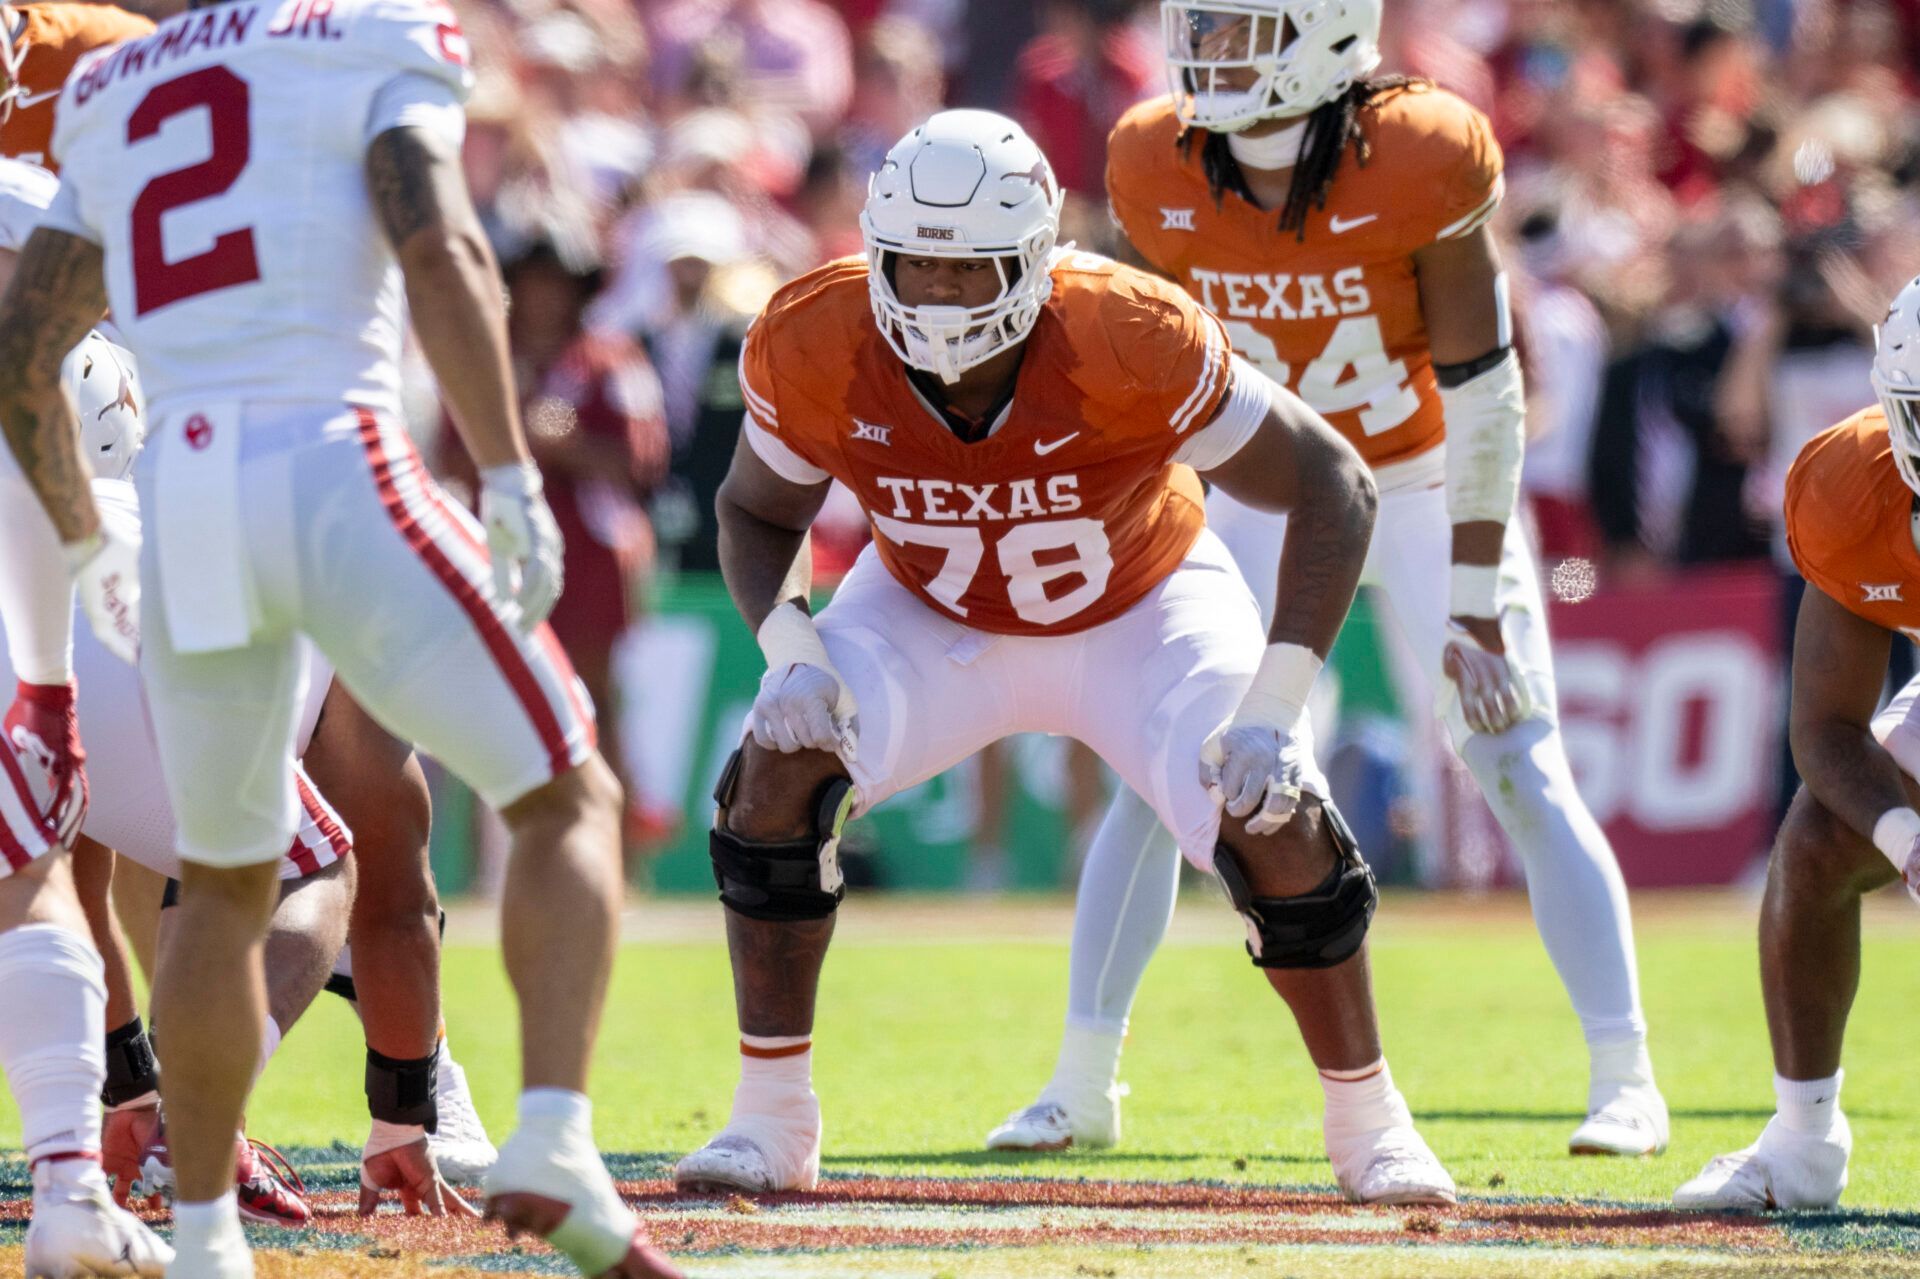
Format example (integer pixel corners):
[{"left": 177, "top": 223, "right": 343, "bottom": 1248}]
[
  {"left": 1174, "top": 354, "right": 1273, "bottom": 470},
  {"left": 365, "top": 71, "right": 467, "bottom": 148},
  {"left": 0, "top": 454, "right": 76, "bottom": 685},
  {"left": 743, "top": 414, "right": 831, "bottom": 486},
  {"left": 1440, "top": 348, "right": 1526, "bottom": 525}
]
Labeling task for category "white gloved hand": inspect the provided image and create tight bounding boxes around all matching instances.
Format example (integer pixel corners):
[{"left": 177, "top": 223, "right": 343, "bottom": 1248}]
[
  {"left": 1200, "top": 723, "right": 1304, "bottom": 836},
  {"left": 63, "top": 524, "right": 139, "bottom": 665},
  {"left": 751, "top": 662, "right": 858, "bottom": 758},
  {"left": 478, "top": 462, "right": 563, "bottom": 631},
  {"left": 1441, "top": 618, "right": 1531, "bottom": 736}
]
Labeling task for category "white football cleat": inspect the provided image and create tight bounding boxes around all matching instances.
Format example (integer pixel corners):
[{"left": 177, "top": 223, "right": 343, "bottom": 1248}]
[
  {"left": 430, "top": 1046, "right": 498, "bottom": 1186},
  {"left": 1327, "top": 1125, "right": 1458, "bottom": 1206},
  {"left": 486, "top": 1125, "right": 680, "bottom": 1277},
  {"left": 1570, "top": 1083, "right": 1670, "bottom": 1157},
  {"left": 1673, "top": 1114, "right": 1851, "bottom": 1210},
  {"left": 985, "top": 1082, "right": 1125, "bottom": 1152},
  {"left": 26, "top": 1162, "right": 172, "bottom": 1278},
  {"left": 674, "top": 1101, "right": 822, "bottom": 1195}
]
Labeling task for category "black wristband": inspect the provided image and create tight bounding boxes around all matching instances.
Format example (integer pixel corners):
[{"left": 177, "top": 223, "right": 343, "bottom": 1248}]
[
  {"left": 102, "top": 1017, "right": 160, "bottom": 1107},
  {"left": 365, "top": 1047, "right": 439, "bottom": 1132}
]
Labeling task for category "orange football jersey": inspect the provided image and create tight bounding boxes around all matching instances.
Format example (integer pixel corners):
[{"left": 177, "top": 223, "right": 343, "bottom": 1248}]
[
  {"left": 741, "top": 252, "right": 1230, "bottom": 637},
  {"left": 1785, "top": 408, "right": 1920, "bottom": 632},
  {"left": 1, "top": 2, "right": 154, "bottom": 170},
  {"left": 1107, "top": 83, "right": 1502, "bottom": 471}
]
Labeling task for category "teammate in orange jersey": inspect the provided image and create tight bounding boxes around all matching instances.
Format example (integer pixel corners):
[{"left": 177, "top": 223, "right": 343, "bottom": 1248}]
[
  {"left": 988, "top": 0, "right": 1666, "bottom": 1160},
  {"left": 0, "top": 1, "right": 155, "bottom": 169},
  {"left": 1674, "top": 276, "right": 1920, "bottom": 1210},
  {"left": 674, "top": 108, "right": 1458, "bottom": 1207}
]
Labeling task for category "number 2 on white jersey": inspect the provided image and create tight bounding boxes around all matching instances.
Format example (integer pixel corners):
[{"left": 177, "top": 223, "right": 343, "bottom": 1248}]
[
  {"left": 1224, "top": 316, "right": 1420, "bottom": 436},
  {"left": 872, "top": 515, "right": 1113, "bottom": 626},
  {"left": 128, "top": 67, "right": 259, "bottom": 316}
]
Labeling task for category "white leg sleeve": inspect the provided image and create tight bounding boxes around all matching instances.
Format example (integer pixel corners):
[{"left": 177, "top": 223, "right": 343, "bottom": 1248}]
[
  {"left": 0, "top": 924, "right": 107, "bottom": 1162},
  {"left": 1064, "top": 784, "right": 1181, "bottom": 1035},
  {"left": 1460, "top": 718, "right": 1646, "bottom": 1050},
  {"left": 0, "top": 457, "right": 77, "bottom": 685}
]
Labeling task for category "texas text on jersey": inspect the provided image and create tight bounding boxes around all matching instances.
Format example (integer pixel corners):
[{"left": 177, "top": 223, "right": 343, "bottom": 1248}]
[
  {"left": 1785, "top": 407, "right": 1920, "bottom": 634},
  {"left": 1107, "top": 82, "right": 1502, "bottom": 474},
  {"left": 741, "top": 251, "right": 1232, "bottom": 637}
]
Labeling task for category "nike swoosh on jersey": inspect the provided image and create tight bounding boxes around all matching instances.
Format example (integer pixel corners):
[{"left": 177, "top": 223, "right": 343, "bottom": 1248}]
[
  {"left": 14, "top": 87, "right": 59, "bottom": 109},
  {"left": 1033, "top": 432, "right": 1079, "bottom": 455},
  {"left": 1328, "top": 213, "right": 1378, "bottom": 234}
]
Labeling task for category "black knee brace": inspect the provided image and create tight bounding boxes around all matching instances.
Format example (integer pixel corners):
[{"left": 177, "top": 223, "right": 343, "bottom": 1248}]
[
  {"left": 1213, "top": 800, "right": 1377, "bottom": 969},
  {"left": 365, "top": 1047, "right": 438, "bottom": 1131},
  {"left": 708, "top": 748, "right": 856, "bottom": 922}
]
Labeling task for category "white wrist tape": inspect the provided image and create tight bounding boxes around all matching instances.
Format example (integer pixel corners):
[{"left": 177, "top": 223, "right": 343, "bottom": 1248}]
[
  {"left": 480, "top": 460, "right": 544, "bottom": 498},
  {"left": 1234, "top": 642, "right": 1324, "bottom": 736},
  {"left": 1441, "top": 348, "right": 1526, "bottom": 526},
  {"left": 1871, "top": 806, "right": 1920, "bottom": 871},
  {"left": 756, "top": 600, "right": 834, "bottom": 675},
  {"left": 1449, "top": 563, "right": 1502, "bottom": 620}
]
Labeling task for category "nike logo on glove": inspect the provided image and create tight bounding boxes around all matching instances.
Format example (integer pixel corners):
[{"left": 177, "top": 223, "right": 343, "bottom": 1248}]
[
  {"left": 15, "top": 87, "right": 59, "bottom": 109},
  {"left": 1034, "top": 433, "right": 1079, "bottom": 455},
  {"left": 1329, "top": 213, "right": 1378, "bottom": 234}
]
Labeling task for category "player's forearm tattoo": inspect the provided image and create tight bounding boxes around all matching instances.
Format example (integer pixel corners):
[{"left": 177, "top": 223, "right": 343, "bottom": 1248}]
[
  {"left": 1270, "top": 449, "right": 1376, "bottom": 656},
  {"left": 366, "top": 125, "right": 457, "bottom": 249},
  {"left": 0, "top": 229, "right": 109, "bottom": 544}
]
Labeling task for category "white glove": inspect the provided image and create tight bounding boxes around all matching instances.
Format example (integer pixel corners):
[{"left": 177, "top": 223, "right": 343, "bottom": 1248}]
[
  {"left": 751, "top": 662, "right": 858, "bottom": 757},
  {"left": 1441, "top": 618, "right": 1531, "bottom": 736},
  {"left": 478, "top": 462, "right": 563, "bottom": 631},
  {"left": 1200, "top": 723, "right": 1305, "bottom": 835},
  {"left": 63, "top": 524, "right": 139, "bottom": 665}
]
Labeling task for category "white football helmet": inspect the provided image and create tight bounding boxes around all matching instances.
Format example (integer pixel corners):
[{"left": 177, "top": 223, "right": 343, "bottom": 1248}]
[
  {"left": 860, "top": 109, "right": 1063, "bottom": 384},
  {"left": 1162, "top": 0, "right": 1382, "bottom": 134},
  {"left": 1875, "top": 276, "right": 1920, "bottom": 496},
  {"left": 63, "top": 331, "right": 145, "bottom": 482}
]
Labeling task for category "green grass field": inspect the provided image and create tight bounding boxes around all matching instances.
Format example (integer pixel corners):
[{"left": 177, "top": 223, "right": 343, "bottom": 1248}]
[{"left": 6, "top": 889, "right": 1920, "bottom": 1276}]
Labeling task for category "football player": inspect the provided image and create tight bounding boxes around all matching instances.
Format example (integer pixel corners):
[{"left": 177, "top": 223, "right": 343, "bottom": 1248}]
[
  {"left": 674, "top": 109, "right": 1456, "bottom": 1207},
  {"left": 1673, "top": 276, "right": 1920, "bottom": 1209},
  {"left": 0, "top": 299, "right": 169, "bottom": 1279},
  {"left": 0, "top": 0, "right": 155, "bottom": 169},
  {"left": 0, "top": 152, "right": 489, "bottom": 1226},
  {"left": 989, "top": 0, "right": 1667, "bottom": 1159},
  {"left": 0, "top": 1, "right": 676, "bottom": 1274}
]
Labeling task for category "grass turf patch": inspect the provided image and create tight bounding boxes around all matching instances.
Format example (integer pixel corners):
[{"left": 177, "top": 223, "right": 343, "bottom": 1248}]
[{"left": 3, "top": 890, "right": 1918, "bottom": 1276}]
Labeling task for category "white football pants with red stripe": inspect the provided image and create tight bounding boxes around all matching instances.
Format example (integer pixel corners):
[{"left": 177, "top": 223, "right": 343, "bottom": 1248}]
[{"left": 134, "top": 403, "right": 594, "bottom": 869}]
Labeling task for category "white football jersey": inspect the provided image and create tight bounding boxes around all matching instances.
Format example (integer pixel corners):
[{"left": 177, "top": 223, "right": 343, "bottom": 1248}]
[
  {"left": 41, "top": 0, "right": 473, "bottom": 419},
  {"left": 0, "top": 156, "right": 57, "bottom": 252}
]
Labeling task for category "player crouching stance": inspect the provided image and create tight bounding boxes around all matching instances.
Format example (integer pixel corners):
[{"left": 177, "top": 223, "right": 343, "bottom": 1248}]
[
  {"left": 1675, "top": 277, "right": 1920, "bottom": 1210},
  {"left": 674, "top": 110, "right": 1454, "bottom": 1206},
  {"left": 0, "top": 344, "right": 167, "bottom": 1272}
]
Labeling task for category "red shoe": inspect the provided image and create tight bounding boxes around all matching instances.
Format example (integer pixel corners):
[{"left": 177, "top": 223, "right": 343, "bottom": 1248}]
[
  {"left": 236, "top": 1138, "right": 311, "bottom": 1227},
  {"left": 135, "top": 1123, "right": 313, "bottom": 1227}
]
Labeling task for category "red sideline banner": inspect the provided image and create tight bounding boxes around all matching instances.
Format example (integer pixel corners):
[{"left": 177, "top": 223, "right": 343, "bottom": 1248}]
[{"left": 1545, "top": 565, "right": 1784, "bottom": 887}]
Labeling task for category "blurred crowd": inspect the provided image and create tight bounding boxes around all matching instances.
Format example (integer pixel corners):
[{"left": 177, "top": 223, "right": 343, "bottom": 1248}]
[{"left": 410, "top": 0, "right": 1920, "bottom": 858}]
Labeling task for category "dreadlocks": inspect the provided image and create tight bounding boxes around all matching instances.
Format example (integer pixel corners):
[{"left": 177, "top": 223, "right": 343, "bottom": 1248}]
[{"left": 1181, "top": 76, "right": 1424, "bottom": 241}]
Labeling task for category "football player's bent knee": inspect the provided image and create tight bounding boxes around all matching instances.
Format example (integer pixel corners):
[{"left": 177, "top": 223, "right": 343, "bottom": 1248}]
[
  {"left": 1213, "top": 801, "right": 1377, "bottom": 969},
  {"left": 709, "top": 748, "right": 856, "bottom": 922},
  {"left": 1772, "top": 791, "right": 1895, "bottom": 897}
]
